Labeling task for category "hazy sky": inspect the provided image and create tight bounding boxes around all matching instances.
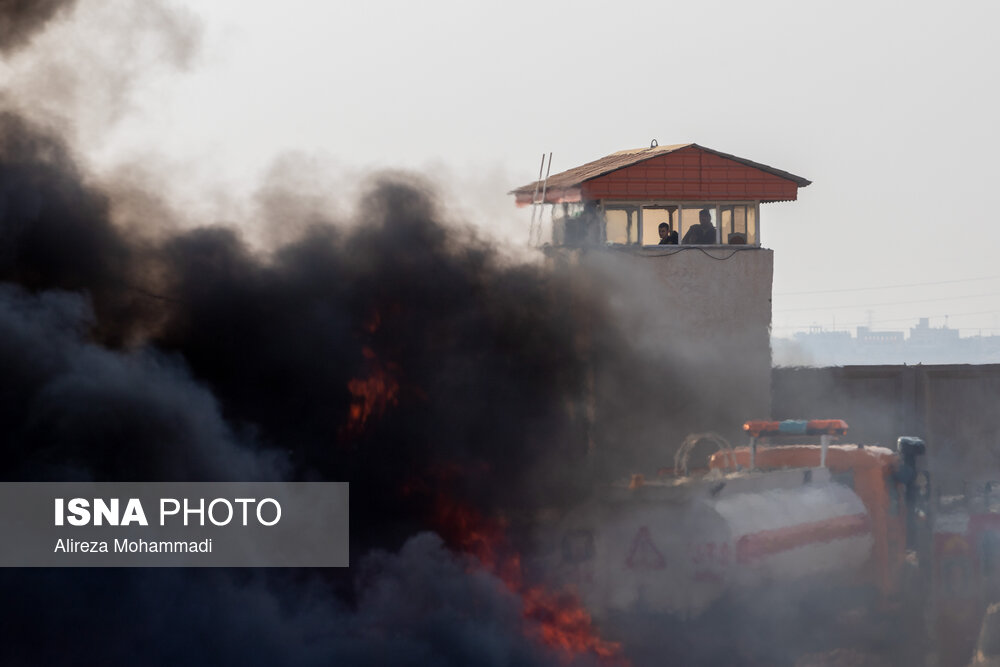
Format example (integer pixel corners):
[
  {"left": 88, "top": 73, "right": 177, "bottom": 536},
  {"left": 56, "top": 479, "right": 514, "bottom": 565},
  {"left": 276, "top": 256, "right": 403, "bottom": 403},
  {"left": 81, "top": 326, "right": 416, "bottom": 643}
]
[{"left": 5, "top": 0, "right": 1000, "bottom": 337}]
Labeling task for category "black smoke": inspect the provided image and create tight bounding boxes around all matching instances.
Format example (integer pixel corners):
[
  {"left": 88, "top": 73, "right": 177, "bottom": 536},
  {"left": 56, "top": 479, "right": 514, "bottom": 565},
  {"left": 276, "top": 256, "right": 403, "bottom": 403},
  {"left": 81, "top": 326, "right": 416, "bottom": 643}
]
[
  {"left": 0, "top": 103, "right": 917, "bottom": 665},
  {"left": 0, "top": 284, "right": 277, "bottom": 482},
  {"left": 0, "top": 110, "right": 637, "bottom": 666},
  {"left": 4, "top": 534, "right": 595, "bottom": 667},
  {"left": 0, "top": 108, "right": 625, "bottom": 516},
  {"left": 0, "top": 112, "right": 156, "bottom": 345},
  {"left": 0, "top": 0, "right": 78, "bottom": 55}
]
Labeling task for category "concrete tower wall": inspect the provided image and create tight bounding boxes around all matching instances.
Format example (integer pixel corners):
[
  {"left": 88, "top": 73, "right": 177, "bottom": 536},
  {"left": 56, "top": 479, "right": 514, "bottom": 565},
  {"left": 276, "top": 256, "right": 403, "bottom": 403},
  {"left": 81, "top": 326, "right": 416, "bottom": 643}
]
[{"left": 576, "top": 246, "right": 774, "bottom": 475}]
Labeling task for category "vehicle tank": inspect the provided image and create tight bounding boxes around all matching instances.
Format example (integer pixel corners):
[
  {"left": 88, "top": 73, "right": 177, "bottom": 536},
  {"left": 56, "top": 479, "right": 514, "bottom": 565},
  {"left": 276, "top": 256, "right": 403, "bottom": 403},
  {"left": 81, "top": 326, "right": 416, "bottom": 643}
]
[{"left": 543, "top": 467, "right": 874, "bottom": 619}]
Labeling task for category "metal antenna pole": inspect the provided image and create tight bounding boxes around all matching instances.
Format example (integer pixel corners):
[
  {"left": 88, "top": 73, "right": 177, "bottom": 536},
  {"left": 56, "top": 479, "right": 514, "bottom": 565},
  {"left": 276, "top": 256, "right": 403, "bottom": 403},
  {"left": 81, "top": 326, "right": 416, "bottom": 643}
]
[
  {"left": 528, "top": 154, "right": 545, "bottom": 245},
  {"left": 534, "top": 152, "right": 553, "bottom": 246}
]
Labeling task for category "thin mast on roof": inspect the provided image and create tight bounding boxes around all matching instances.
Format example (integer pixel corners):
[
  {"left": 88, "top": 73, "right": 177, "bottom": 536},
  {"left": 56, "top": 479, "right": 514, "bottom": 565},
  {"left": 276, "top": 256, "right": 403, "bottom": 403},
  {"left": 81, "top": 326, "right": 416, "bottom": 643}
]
[
  {"left": 536, "top": 153, "right": 553, "bottom": 246},
  {"left": 528, "top": 154, "right": 544, "bottom": 244},
  {"left": 528, "top": 152, "right": 552, "bottom": 246}
]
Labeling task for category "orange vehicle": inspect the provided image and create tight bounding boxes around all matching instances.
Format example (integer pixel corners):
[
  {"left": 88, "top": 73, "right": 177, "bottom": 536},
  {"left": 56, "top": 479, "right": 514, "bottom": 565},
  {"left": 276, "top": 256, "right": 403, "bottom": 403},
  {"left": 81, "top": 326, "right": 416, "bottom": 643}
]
[
  {"left": 543, "top": 418, "right": 933, "bottom": 663},
  {"left": 706, "top": 419, "right": 919, "bottom": 601}
]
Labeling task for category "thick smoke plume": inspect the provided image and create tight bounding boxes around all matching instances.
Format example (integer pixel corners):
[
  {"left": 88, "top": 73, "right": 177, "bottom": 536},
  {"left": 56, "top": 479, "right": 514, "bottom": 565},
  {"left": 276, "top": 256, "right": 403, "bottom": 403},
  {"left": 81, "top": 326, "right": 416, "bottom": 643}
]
[
  {"left": 0, "top": 0, "right": 78, "bottom": 54},
  {"left": 0, "top": 7, "right": 775, "bottom": 663},
  {"left": 0, "top": 107, "right": 623, "bottom": 510},
  {"left": 1, "top": 0, "right": 201, "bottom": 160},
  {"left": 0, "top": 87, "right": 923, "bottom": 667},
  {"left": 4, "top": 534, "right": 600, "bottom": 667},
  {"left": 0, "top": 283, "right": 277, "bottom": 482},
  {"left": 0, "top": 109, "right": 643, "bottom": 665},
  {"left": 1, "top": 3, "right": 943, "bottom": 666}
]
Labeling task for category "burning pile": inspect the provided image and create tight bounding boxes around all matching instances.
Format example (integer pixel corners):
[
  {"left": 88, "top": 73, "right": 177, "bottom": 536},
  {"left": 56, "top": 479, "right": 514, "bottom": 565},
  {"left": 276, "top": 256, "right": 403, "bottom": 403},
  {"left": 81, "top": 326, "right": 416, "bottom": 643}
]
[
  {"left": 433, "top": 495, "right": 627, "bottom": 665},
  {"left": 0, "top": 4, "right": 673, "bottom": 663},
  {"left": 0, "top": 83, "right": 640, "bottom": 667}
]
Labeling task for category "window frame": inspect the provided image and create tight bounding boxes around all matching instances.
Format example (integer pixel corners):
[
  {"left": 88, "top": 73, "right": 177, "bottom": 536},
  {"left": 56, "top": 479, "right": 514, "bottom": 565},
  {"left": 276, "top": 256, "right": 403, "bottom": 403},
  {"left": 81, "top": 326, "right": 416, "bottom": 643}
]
[{"left": 597, "top": 201, "right": 761, "bottom": 247}]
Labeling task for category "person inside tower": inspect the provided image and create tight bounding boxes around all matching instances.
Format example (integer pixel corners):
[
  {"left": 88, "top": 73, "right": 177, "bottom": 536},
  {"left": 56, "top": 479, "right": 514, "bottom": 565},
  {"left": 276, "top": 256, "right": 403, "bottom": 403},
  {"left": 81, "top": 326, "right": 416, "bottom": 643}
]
[
  {"left": 682, "top": 208, "right": 718, "bottom": 244},
  {"left": 658, "top": 221, "right": 678, "bottom": 245}
]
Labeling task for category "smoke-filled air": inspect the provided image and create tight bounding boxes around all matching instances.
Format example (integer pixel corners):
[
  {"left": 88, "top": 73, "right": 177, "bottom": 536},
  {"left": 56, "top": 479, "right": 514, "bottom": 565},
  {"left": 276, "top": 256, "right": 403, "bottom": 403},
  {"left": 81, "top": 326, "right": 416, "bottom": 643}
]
[
  {"left": 6, "top": 1, "right": 990, "bottom": 666},
  {"left": 0, "top": 95, "right": 665, "bottom": 661}
]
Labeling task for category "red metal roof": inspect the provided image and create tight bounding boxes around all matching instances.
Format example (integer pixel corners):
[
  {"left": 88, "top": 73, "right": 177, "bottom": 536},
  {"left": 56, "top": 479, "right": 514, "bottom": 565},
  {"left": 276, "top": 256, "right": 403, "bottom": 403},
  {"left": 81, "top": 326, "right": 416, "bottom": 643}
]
[{"left": 510, "top": 143, "right": 811, "bottom": 205}]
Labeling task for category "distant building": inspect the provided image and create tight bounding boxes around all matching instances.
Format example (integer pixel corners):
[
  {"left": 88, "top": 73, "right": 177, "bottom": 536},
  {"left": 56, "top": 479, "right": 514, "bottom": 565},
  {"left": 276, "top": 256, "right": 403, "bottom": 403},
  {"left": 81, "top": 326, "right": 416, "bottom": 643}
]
[
  {"left": 909, "top": 317, "right": 960, "bottom": 348},
  {"left": 856, "top": 326, "right": 905, "bottom": 345},
  {"left": 775, "top": 318, "right": 1000, "bottom": 366}
]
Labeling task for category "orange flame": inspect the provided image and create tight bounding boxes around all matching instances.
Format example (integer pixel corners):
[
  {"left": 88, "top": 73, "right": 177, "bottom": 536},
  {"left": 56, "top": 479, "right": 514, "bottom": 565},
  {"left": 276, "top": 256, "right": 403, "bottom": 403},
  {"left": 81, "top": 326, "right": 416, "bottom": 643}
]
[
  {"left": 344, "top": 346, "right": 400, "bottom": 437},
  {"left": 433, "top": 496, "right": 628, "bottom": 665}
]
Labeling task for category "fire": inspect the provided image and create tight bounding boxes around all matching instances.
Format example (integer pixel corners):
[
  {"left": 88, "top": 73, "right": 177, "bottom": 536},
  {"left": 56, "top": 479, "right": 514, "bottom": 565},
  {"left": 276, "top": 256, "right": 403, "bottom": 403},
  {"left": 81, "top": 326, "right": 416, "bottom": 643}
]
[
  {"left": 343, "top": 311, "right": 400, "bottom": 437},
  {"left": 433, "top": 496, "right": 628, "bottom": 665},
  {"left": 344, "top": 346, "right": 400, "bottom": 434}
]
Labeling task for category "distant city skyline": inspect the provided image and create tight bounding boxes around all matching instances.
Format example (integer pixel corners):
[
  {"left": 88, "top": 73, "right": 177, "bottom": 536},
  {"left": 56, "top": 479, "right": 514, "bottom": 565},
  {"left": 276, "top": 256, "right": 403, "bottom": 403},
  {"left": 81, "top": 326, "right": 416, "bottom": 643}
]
[
  {"left": 771, "top": 274, "right": 1000, "bottom": 339},
  {"left": 773, "top": 316, "right": 1000, "bottom": 367}
]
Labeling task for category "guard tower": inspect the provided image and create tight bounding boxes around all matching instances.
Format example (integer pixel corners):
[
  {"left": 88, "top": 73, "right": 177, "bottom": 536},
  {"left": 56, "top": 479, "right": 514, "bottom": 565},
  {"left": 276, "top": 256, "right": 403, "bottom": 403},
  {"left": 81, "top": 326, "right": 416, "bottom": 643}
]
[
  {"left": 509, "top": 143, "right": 811, "bottom": 474},
  {"left": 510, "top": 142, "right": 810, "bottom": 247}
]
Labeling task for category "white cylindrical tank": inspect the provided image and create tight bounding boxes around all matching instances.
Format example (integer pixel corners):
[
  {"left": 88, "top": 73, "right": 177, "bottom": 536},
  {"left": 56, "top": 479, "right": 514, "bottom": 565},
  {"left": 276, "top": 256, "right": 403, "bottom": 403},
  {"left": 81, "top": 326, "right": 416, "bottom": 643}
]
[{"left": 544, "top": 469, "right": 874, "bottom": 619}]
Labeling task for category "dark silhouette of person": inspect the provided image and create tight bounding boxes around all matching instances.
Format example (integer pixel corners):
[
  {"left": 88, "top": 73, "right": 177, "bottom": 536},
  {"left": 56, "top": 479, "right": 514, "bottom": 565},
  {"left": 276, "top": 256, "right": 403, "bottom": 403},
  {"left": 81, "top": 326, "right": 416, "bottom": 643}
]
[
  {"left": 658, "top": 222, "right": 678, "bottom": 245},
  {"left": 682, "top": 209, "right": 717, "bottom": 244}
]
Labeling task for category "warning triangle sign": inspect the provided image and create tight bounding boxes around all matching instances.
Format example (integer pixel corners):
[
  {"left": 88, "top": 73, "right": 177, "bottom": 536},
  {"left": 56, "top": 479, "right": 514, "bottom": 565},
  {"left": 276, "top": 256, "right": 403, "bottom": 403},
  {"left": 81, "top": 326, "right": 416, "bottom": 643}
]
[{"left": 625, "top": 525, "right": 666, "bottom": 570}]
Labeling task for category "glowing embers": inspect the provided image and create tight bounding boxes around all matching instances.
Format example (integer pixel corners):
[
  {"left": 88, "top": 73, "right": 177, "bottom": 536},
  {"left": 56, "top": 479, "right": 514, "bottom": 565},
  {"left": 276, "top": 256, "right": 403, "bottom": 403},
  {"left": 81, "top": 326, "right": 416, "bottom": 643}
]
[
  {"left": 343, "top": 346, "right": 400, "bottom": 438},
  {"left": 433, "top": 496, "right": 629, "bottom": 665}
]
